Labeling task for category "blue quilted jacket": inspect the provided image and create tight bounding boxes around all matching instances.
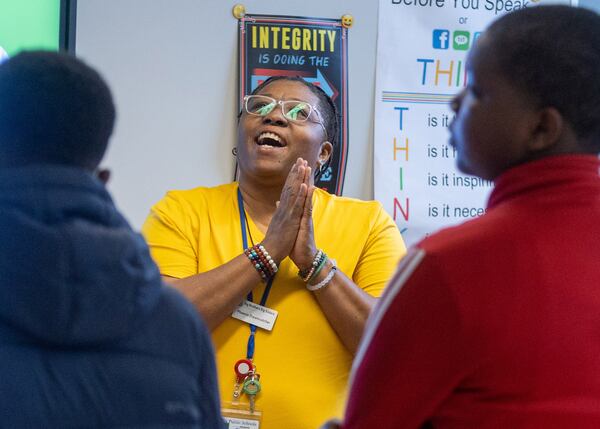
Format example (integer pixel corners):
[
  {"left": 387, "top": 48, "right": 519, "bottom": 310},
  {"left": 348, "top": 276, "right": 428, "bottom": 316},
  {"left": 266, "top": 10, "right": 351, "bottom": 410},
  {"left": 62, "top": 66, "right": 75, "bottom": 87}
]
[{"left": 0, "top": 166, "right": 225, "bottom": 428}]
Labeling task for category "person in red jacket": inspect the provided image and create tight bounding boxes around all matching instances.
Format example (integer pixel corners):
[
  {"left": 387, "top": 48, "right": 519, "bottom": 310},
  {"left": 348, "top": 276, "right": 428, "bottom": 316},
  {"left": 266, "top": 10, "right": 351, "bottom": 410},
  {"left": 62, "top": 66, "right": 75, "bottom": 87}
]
[{"left": 324, "top": 5, "right": 600, "bottom": 429}]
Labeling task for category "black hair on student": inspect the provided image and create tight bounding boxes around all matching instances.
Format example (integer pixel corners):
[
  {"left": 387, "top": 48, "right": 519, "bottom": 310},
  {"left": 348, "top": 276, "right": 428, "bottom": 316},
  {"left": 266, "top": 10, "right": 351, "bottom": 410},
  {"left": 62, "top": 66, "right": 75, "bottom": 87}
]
[
  {"left": 485, "top": 5, "right": 600, "bottom": 151},
  {"left": 251, "top": 75, "right": 339, "bottom": 150},
  {"left": 0, "top": 51, "right": 116, "bottom": 170}
]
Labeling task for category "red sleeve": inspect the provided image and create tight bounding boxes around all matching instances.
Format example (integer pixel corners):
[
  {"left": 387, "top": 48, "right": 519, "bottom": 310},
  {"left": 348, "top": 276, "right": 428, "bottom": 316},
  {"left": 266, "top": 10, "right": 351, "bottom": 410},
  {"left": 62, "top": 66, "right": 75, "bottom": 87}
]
[{"left": 341, "top": 248, "right": 474, "bottom": 429}]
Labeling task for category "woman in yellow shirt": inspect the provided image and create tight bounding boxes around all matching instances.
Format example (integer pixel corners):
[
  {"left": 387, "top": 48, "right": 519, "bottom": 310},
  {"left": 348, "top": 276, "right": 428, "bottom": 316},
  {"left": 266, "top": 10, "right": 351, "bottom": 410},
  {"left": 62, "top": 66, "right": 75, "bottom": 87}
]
[{"left": 143, "top": 76, "right": 406, "bottom": 429}]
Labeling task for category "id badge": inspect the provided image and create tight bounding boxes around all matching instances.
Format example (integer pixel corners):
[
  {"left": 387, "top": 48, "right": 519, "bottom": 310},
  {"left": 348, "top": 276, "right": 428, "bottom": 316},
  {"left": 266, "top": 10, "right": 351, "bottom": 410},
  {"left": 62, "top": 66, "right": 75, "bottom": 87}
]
[
  {"left": 231, "top": 300, "right": 278, "bottom": 331},
  {"left": 222, "top": 401, "right": 262, "bottom": 428}
]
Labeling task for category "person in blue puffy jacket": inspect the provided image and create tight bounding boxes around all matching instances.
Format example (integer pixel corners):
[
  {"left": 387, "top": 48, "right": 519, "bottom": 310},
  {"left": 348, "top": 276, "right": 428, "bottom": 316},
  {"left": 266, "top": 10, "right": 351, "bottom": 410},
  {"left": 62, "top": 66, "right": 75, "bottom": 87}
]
[{"left": 0, "top": 51, "right": 225, "bottom": 429}]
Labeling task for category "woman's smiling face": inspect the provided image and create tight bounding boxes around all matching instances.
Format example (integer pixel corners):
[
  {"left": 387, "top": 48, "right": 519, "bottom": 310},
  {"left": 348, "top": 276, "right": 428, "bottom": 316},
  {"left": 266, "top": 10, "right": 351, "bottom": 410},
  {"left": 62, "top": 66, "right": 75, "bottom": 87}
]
[{"left": 236, "top": 79, "right": 330, "bottom": 183}]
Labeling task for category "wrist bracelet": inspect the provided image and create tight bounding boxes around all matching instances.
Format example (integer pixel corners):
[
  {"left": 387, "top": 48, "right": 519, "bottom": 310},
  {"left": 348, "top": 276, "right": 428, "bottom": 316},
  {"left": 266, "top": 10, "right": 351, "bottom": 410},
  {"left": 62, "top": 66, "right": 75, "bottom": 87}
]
[
  {"left": 258, "top": 244, "right": 278, "bottom": 274},
  {"left": 307, "top": 261, "right": 337, "bottom": 291},
  {"left": 244, "top": 243, "right": 278, "bottom": 282},
  {"left": 298, "top": 249, "right": 326, "bottom": 282},
  {"left": 308, "top": 254, "right": 329, "bottom": 283}
]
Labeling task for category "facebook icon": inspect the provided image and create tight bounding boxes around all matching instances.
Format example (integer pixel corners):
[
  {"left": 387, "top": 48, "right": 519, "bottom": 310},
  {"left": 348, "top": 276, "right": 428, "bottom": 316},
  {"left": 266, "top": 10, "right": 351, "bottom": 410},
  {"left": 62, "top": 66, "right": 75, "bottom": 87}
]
[{"left": 433, "top": 29, "right": 450, "bottom": 49}]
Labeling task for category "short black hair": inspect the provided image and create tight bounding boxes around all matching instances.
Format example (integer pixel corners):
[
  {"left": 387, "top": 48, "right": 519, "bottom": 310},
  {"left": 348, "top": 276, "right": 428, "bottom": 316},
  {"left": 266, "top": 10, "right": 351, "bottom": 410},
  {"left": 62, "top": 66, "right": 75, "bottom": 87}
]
[
  {"left": 485, "top": 5, "right": 600, "bottom": 151},
  {"left": 251, "top": 75, "right": 339, "bottom": 149},
  {"left": 0, "top": 51, "right": 116, "bottom": 169}
]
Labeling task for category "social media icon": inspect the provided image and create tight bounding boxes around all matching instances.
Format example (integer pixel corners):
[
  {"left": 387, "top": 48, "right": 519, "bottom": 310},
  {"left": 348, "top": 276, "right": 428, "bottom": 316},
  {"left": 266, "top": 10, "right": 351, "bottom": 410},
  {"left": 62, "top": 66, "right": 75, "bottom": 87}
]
[
  {"left": 453, "top": 30, "right": 471, "bottom": 50},
  {"left": 433, "top": 29, "right": 450, "bottom": 50},
  {"left": 473, "top": 31, "right": 482, "bottom": 43}
]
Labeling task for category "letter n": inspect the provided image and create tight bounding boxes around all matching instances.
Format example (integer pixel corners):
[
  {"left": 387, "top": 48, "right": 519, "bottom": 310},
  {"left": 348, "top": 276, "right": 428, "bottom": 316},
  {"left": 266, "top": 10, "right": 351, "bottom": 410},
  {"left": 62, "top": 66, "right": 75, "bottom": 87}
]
[{"left": 393, "top": 197, "right": 409, "bottom": 221}]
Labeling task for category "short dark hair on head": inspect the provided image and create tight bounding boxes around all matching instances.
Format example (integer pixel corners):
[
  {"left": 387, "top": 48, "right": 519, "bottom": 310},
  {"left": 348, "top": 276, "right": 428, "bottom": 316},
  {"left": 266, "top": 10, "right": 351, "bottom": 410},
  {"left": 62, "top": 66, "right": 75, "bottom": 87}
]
[
  {"left": 0, "top": 51, "right": 116, "bottom": 169},
  {"left": 251, "top": 75, "right": 339, "bottom": 148},
  {"left": 485, "top": 5, "right": 600, "bottom": 151}
]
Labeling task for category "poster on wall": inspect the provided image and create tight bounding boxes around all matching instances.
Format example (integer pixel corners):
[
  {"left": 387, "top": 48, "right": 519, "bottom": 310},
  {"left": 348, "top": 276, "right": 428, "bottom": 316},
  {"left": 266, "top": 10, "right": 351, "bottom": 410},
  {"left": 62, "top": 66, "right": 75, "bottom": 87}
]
[
  {"left": 374, "top": 0, "right": 574, "bottom": 247},
  {"left": 238, "top": 14, "right": 349, "bottom": 195}
]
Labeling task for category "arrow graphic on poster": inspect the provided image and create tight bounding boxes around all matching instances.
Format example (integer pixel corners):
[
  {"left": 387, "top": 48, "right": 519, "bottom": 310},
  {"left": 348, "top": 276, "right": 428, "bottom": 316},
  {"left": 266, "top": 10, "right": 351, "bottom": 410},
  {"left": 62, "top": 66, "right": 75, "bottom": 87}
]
[
  {"left": 304, "top": 69, "right": 339, "bottom": 101},
  {"left": 251, "top": 68, "right": 338, "bottom": 101}
]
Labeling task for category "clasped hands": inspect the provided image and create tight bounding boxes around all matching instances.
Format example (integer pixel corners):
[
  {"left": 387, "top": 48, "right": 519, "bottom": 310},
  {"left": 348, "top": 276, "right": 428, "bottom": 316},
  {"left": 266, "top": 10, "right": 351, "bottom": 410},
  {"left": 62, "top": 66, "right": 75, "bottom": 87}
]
[{"left": 261, "top": 158, "right": 318, "bottom": 273}]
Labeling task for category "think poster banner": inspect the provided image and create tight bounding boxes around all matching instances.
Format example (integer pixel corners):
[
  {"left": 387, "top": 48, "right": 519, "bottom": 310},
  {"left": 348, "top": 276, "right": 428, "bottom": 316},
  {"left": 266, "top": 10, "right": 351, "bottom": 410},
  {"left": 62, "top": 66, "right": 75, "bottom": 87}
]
[{"left": 374, "top": 0, "right": 573, "bottom": 247}]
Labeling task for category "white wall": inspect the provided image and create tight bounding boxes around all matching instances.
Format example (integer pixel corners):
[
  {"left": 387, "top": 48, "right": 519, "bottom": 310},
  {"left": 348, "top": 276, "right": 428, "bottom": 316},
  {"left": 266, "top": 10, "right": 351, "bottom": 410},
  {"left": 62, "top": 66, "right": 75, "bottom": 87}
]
[
  {"left": 75, "top": 0, "right": 379, "bottom": 228},
  {"left": 74, "top": 0, "right": 600, "bottom": 229},
  {"left": 580, "top": 0, "right": 600, "bottom": 11}
]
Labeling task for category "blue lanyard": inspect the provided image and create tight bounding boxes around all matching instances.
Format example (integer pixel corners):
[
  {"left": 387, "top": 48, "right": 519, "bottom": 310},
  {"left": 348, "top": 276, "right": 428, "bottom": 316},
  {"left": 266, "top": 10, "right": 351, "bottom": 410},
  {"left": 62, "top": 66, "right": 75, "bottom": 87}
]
[{"left": 237, "top": 187, "right": 275, "bottom": 360}]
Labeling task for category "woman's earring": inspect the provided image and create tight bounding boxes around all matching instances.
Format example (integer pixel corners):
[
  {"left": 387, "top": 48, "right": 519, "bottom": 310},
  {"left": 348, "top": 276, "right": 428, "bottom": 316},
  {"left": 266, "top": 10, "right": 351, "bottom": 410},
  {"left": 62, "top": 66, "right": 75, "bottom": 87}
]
[
  {"left": 315, "top": 159, "right": 327, "bottom": 180},
  {"left": 319, "top": 159, "right": 327, "bottom": 173},
  {"left": 232, "top": 147, "right": 238, "bottom": 157}
]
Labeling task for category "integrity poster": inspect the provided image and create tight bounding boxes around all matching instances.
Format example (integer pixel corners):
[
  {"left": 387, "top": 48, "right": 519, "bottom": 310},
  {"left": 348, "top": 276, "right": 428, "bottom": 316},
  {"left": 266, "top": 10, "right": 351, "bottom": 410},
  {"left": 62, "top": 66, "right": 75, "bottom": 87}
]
[{"left": 238, "top": 14, "right": 348, "bottom": 195}]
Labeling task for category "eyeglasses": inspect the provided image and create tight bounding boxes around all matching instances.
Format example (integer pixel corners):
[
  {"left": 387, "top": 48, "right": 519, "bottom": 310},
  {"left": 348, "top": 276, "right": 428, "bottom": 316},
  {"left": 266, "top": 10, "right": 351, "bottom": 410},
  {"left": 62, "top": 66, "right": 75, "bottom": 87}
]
[{"left": 243, "top": 95, "right": 328, "bottom": 141}]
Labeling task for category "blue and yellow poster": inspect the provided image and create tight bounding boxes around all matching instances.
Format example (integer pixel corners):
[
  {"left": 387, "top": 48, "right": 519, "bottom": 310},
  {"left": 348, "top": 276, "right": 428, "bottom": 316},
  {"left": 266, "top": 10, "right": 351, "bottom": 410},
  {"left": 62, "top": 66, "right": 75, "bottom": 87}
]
[{"left": 238, "top": 14, "right": 348, "bottom": 195}]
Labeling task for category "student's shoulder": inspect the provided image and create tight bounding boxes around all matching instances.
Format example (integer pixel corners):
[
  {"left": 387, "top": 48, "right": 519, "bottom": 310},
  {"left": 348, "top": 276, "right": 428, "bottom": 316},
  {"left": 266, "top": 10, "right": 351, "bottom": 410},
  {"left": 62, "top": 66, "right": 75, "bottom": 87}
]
[
  {"left": 419, "top": 208, "right": 510, "bottom": 257},
  {"left": 156, "top": 284, "right": 204, "bottom": 324},
  {"left": 149, "top": 285, "right": 213, "bottom": 360}
]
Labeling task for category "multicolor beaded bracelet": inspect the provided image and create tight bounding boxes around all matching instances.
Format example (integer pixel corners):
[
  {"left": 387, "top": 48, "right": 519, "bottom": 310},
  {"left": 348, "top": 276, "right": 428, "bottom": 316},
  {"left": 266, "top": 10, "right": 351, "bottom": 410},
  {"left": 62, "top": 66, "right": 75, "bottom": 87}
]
[
  {"left": 298, "top": 249, "right": 327, "bottom": 283},
  {"left": 309, "top": 254, "right": 329, "bottom": 282},
  {"left": 258, "top": 244, "right": 278, "bottom": 274},
  {"left": 307, "top": 261, "right": 337, "bottom": 292},
  {"left": 244, "top": 243, "right": 278, "bottom": 281}
]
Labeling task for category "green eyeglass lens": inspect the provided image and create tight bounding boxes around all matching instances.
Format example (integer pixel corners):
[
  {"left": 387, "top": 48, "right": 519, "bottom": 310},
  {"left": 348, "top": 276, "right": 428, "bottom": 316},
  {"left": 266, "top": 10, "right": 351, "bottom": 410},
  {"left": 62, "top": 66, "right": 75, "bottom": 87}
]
[
  {"left": 285, "top": 103, "right": 308, "bottom": 121},
  {"left": 247, "top": 97, "right": 313, "bottom": 122},
  {"left": 256, "top": 103, "right": 276, "bottom": 116}
]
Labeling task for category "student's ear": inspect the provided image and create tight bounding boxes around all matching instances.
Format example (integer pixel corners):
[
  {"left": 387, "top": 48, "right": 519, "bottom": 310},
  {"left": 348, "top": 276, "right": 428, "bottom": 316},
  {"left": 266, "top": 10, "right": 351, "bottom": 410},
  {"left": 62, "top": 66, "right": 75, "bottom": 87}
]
[
  {"left": 528, "top": 107, "right": 563, "bottom": 153},
  {"left": 96, "top": 168, "right": 111, "bottom": 184}
]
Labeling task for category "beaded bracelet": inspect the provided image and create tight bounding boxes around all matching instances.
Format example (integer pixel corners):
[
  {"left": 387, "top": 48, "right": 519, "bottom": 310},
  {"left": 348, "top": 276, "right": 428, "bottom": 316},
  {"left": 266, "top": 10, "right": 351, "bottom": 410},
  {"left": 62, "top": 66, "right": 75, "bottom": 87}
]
[
  {"left": 298, "top": 249, "right": 322, "bottom": 281},
  {"left": 244, "top": 243, "right": 278, "bottom": 281},
  {"left": 307, "top": 261, "right": 337, "bottom": 292},
  {"left": 258, "top": 244, "right": 278, "bottom": 274},
  {"left": 244, "top": 247, "right": 268, "bottom": 280},
  {"left": 298, "top": 250, "right": 327, "bottom": 282},
  {"left": 308, "top": 254, "right": 329, "bottom": 283}
]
